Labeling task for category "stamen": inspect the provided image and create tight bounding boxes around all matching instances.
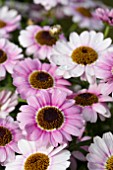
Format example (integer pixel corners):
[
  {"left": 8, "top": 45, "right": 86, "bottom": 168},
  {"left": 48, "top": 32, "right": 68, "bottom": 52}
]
[
  {"left": 71, "top": 46, "right": 98, "bottom": 65},
  {"left": 24, "top": 153, "right": 49, "bottom": 170},
  {"left": 75, "top": 93, "right": 98, "bottom": 106},
  {"left": 36, "top": 106, "right": 64, "bottom": 130},
  {"left": 29, "top": 71, "right": 54, "bottom": 89},
  {"left": 0, "top": 50, "right": 7, "bottom": 64},
  {"left": 0, "top": 126, "right": 12, "bottom": 146},
  {"left": 76, "top": 7, "right": 92, "bottom": 18},
  {"left": 106, "top": 155, "right": 113, "bottom": 170},
  {"left": 0, "top": 20, "right": 6, "bottom": 28}
]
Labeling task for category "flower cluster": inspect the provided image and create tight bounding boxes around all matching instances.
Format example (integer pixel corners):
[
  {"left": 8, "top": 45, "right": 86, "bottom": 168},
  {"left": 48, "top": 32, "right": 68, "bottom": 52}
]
[{"left": 1, "top": 0, "right": 113, "bottom": 170}]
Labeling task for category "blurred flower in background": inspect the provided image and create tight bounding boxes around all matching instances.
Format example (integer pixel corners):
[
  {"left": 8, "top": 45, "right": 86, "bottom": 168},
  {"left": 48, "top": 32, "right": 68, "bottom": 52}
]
[
  {"left": 33, "top": 0, "right": 69, "bottom": 10},
  {"left": 0, "top": 6, "right": 21, "bottom": 35},
  {"left": 95, "top": 8, "right": 113, "bottom": 26},
  {"left": 63, "top": 0, "right": 104, "bottom": 30}
]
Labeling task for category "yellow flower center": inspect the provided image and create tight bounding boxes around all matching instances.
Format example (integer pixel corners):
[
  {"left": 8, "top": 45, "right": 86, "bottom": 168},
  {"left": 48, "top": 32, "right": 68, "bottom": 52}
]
[
  {"left": 0, "top": 126, "right": 12, "bottom": 146},
  {"left": 35, "top": 30, "right": 57, "bottom": 46},
  {"left": 36, "top": 106, "right": 64, "bottom": 130},
  {"left": 106, "top": 155, "right": 113, "bottom": 170},
  {"left": 24, "top": 153, "right": 49, "bottom": 170},
  {"left": 0, "top": 20, "right": 6, "bottom": 28},
  {"left": 75, "top": 92, "right": 98, "bottom": 106},
  {"left": 71, "top": 46, "right": 98, "bottom": 65},
  {"left": 0, "top": 50, "right": 7, "bottom": 64},
  {"left": 29, "top": 71, "right": 54, "bottom": 89},
  {"left": 76, "top": 7, "right": 92, "bottom": 18}
]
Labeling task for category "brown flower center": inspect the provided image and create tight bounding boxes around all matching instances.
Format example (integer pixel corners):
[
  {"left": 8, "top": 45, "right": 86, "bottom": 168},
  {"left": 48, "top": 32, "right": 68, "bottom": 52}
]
[
  {"left": 76, "top": 7, "right": 92, "bottom": 18},
  {"left": 36, "top": 106, "right": 64, "bottom": 130},
  {"left": 106, "top": 155, "right": 113, "bottom": 170},
  {"left": 0, "top": 50, "right": 7, "bottom": 64},
  {"left": 71, "top": 46, "right": 98, "bottom": 65},
  {"left": 75, "top": 92, "right": 98, "bottom": 106},
  {"left": 0, "top": 20, "right": 6, "bottom": 28},
  {"left": 0, "top": 126, "right": 12, "bottom": 146},
  {"left": 24, "top": 153, "right": 49, "bottom": 170},
  {"left": 29, "top": 71, "right": 54, "bottom": 89},
  {"left": 35, "top": 30, "right": 57, "bottom": 46}
]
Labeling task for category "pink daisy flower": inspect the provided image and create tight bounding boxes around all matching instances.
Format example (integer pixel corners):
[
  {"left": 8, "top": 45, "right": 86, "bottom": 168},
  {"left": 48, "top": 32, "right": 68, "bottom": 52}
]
[
  {"left": 50, "top": 31, "right": 112, "bottom": 83},
  {"left": 0, "top": 90, "right": 18, "bottom": 118},
  {"left": 63, "top": 0, "right": 103, "bottom": 30},
  {"left": 12, "top": 58, "right": 72, "bottom": 99},
  {"left": 0, "top": 116, "right": 23, "bottom": 165},
  {"left": 5, "top": 139, "right": 70, "bottom": 170},
  {"left": 18, "top": 25, "right": 64, "bottom": 60},
  {"left": 95, "top": 52, "right": 113, "bottom": 96},
  {"left": 17, "top": 89, "right": 84, "bottom": 147},
  {"left": 87, "top": 132, "right": 113, "bottom": 170},
  {"left": 94, "top": 8, "right": 113, "bottom": 26},
  {"left": 0, "top": 38, "right": 23, "bottom": 81},
  {"left": 0, "top": 6, "right": 21, "bottom": 34},
  {"left": 33, "top": 0, "right": 69, "bottom": 10},
  {"left": 70, "top": 84, "right": 113, "bottom": 122}
]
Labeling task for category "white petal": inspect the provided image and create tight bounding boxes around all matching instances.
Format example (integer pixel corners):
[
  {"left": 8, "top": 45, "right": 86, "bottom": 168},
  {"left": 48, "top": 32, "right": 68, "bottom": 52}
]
[
  {"left": 82, "top": 107, "right": 97, "bottom": 123},
  {"left": 69, "top": 32, "right": 81, "bottom": 49},
  {"left": 103, "top": 132, "right": 113, "bottom": 155},
  {"left": 97, "top": 38, "right": 112, "bottom": 51},
  {"left": 54, "top": 40, "right": 71, "bottom": 55},
  {"left": 51, "top": 54, "right": 70, "bottom": 66},
  {"left": 18, "top": 139, "right": 36, "bottom": 155},
  {"left": 71, "top": 65, "right": 84, "bottom": 77},
  {"left": 93, "top": 136, "right": 111, "bottom": 157},
  {"left": 92, "top": 103, "right": 106, "bottom": 115},
  {"left": 49, "top": 144, "right": 67, "bottom": 157},
  {"left": 80, "top": 31, "right": 90, "bottom": 45},
  {"left": 52, "top": 150, "right": 70, "bottom": 164}
]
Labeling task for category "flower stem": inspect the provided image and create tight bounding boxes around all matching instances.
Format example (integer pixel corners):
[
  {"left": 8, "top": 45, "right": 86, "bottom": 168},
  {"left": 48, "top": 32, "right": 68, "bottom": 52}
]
[{"left": 104, "top": 25, "right": 110, "bottom": 38}]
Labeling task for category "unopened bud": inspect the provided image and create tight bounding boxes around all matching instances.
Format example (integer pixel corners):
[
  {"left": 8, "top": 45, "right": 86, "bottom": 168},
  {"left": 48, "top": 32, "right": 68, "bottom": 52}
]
[{"left": 49, "top": 25, "right": 62, "bottom": 38}]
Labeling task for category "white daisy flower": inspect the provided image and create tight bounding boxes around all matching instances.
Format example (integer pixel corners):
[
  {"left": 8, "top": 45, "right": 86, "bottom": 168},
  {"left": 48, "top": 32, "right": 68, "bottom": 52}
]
[
  {"left": 5, "top": 139, "right": 71, "bottom": 170},
  {"left": 33, "top": 0, "right": 69, "bottom": 10},
  {"left": 0, "top": 6, "right": 21, "bottom": 34},
  {"left": 87, "top": 132, "right": 113, "bottom": 170},
  {"left": 50, "top": 31, "right": 112, "bottom": 83}
]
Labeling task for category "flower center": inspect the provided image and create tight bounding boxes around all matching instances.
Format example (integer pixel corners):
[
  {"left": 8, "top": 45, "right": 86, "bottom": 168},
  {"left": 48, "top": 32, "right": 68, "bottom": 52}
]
[
  {"left": 36, "top": 106, "right": 64, "bottom": 131},
  {"left": 71, "top": 46, "right": 98, "bottom": 65},
  {"left": 29, "top": 71, "right": 54, "bottom": 89},
  {"left": 0, "top": 50, "right": 7, "bottom": 64},
  {"left": 35, "top": 30, "right": 57, "bottom": 46},
  {"left": 106, "top": 155, "right": 113, "bottom": 170},
  {"left": 0, "top": 126, "right": 12, "bottom": 146},
  {"left": 75, "top": 92, "right": 98, "bottom": 106},
  {"left": 24, "top": 153, "right": 49, "bottom": 170},
  {"left": 0, "top": 20, "right": 6, "bottom": 28},
  {"left": 76, "top": 7, "right": 92, "bottom": 18}
]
